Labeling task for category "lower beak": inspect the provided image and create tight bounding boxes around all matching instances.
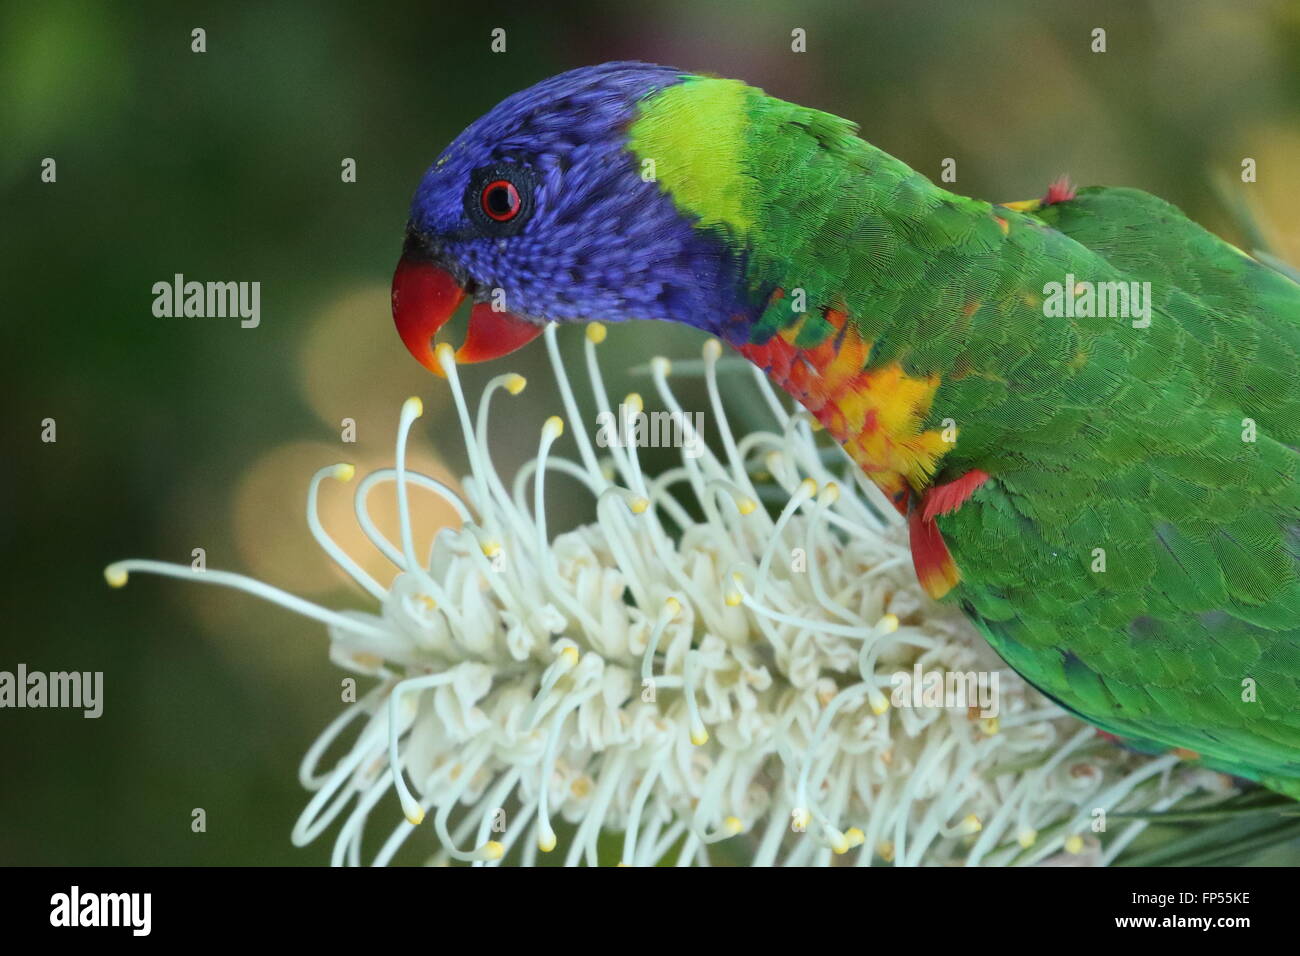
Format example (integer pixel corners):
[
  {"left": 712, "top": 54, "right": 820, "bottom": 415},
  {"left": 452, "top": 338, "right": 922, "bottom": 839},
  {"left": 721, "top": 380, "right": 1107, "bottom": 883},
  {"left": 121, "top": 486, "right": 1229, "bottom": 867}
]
[{"left": 391, "top": 255, "right": 543, "bottom": 376}]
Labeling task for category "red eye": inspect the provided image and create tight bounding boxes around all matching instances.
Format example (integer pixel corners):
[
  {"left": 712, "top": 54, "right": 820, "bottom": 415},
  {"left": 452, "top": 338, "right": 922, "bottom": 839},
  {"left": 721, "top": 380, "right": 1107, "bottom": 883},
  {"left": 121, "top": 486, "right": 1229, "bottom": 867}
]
[{"left": 480, "top": 179, "right": 522, "bottom": 222}]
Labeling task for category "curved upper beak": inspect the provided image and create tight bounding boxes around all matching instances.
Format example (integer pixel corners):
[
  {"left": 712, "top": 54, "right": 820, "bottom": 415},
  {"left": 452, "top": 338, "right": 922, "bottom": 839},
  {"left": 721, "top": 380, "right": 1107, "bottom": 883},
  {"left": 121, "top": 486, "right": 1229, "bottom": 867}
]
[{"left": 391, "top": 250, "right": 544, "bottom": 377}]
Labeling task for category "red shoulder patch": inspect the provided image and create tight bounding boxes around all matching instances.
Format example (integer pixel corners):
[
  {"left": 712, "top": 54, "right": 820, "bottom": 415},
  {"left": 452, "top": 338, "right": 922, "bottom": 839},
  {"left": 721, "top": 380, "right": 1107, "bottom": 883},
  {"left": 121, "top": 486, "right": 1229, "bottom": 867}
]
[
  {"left": 908, "top": 507, "right": 960, "bottom": 599},
  {"left": 921, "top": 469, "right": 990, "bottom": 523},
  {"left": 1042, "top": 175, "right": 1077, "bottom": 206},
  {"left": 908, "top": 469, "right": 990, "bottom": 599}
]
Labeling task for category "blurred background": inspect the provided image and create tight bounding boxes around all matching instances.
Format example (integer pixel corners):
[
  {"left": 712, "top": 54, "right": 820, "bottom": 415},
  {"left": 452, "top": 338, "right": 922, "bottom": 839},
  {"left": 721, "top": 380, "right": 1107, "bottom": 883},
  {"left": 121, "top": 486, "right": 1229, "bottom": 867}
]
[{"left": 3, "top": 0, "right": 1298, "bottom": 865}]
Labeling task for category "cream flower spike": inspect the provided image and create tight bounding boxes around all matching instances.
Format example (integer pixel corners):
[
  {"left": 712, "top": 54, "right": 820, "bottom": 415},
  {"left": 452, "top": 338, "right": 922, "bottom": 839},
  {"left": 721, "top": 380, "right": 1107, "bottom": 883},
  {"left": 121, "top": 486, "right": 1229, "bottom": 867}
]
[{"left": 105, "top": 326, "right": 1217, "bottom": 866}]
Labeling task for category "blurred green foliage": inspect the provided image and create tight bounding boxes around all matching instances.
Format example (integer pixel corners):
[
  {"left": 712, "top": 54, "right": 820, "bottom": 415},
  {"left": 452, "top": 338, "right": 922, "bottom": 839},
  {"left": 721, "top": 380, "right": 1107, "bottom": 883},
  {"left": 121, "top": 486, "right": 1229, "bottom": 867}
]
[{"left": 3, "top": 0, "right": 1298, "bottom": 865}]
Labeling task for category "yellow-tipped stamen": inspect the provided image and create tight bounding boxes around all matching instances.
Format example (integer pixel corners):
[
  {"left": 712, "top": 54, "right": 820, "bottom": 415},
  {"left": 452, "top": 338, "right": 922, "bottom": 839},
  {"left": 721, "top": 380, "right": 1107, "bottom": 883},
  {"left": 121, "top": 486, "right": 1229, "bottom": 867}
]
[
  {"left": 582, "top": 329, "right": 635, "bottom": 486},
  {"left": 795, "top": 682, "right": 878, "bottom": 847},
  {"left": 751, "top": 475, "right": 820, "bottom": 600},
  {"left": 543, "top": 324, "right": 605, "bottom": 483},
  {"left": 592, "top": 489, "right": 659, "bottom": 611},
  {"left": 525, "top": 412, "right": 606, "bottom": 639},
  {"left": 308, "top": 464, "right": 387, "bottom": 601},
  {"left": 695, "top": 804, "right": 745, "bottom": 845},
  {"left": 435, "top": 342, "right": 455, "bottom": 374},
  {"left": 703, "top": 337, "right": 760, "bottom": 494},
  {"left": 423, "top": 744, "right": 504, "bottom": 864},
  {"left": 856, "top": 615, "right": 932, "bottom": 693},
  {"left": 684, "top": 648, "right": 707, "bottom": 746},
  {"left": 601, "top": 487, "right": 649, "bottom": 517},
  {"left": 522, "top": 640, "right": 581, "bottom": 731},
  {"left": 706, "top": 479, "right": 758, "bottom": 519},
  {"left": 617, "top": 391, "right": 652, "bottom": 499},
  {"left": 586, "top": 322, "right": 607, "bottom": 344},
  {"left": 394, "top": 397, "right": 426, "bottom": 572},
  {"left": 537, "top": 826, "right": 557, "bottom": 853},
  {"left": 640, "top": 597, "right": 681, "bottom": 683},
  {"left": 96, "top": 559, "right": 391, "bottom": 639},
  {"left": 828, "top": 827, "right": 850, "bottom": 855},
  {"left": 504, "top": 374, "right": 527, "bottom": 395},
  {"left": 533, "top": 674, "right": 595, "bottom": 861},
  {"left": 387, "top": 671, "right": 462, "bottom": 829}
]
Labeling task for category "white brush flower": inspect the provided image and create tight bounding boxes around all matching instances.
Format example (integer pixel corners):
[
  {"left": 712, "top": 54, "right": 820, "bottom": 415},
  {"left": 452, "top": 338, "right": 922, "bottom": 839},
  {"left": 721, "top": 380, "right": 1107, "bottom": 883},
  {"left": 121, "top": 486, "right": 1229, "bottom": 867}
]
[{"left": 106, "top": 324, "right": 1223, "bottom": 866}]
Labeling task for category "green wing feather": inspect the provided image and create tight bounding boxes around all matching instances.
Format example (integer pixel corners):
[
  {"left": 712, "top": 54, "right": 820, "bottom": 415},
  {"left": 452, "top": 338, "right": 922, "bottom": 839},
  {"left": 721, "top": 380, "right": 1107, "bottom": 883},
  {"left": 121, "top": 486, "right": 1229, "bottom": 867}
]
[
  {"left": 944, "top": 187, "right": 1300, "bottom": 791},
  {"left": 754, "top": 112, "right": 1300, "bottom": 793}
]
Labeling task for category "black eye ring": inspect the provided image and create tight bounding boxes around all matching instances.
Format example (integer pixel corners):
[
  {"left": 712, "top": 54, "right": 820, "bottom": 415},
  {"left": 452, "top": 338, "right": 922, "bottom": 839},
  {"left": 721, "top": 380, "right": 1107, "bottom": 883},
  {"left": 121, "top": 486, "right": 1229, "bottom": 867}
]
[{"left": 464, "top": 163, "right": 537, "bottom": 236}]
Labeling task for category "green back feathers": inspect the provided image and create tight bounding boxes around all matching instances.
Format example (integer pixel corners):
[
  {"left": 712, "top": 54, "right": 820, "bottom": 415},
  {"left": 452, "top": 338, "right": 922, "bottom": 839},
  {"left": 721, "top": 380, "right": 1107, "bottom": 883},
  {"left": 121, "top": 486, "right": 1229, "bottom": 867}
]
[
  {"left": 1036, "top": 187, "right": 1300, "bottom": 447},
  {"left": 943, "top": 190, "right": 1300, "bottom": 785}
]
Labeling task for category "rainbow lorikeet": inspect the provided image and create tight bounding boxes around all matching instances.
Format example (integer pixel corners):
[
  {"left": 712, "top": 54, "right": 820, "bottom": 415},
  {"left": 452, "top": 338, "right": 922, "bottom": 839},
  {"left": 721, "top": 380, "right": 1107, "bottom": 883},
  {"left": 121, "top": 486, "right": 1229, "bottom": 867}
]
[{"left": 392, "top": 62, "right": 1300, "bottom": 796}]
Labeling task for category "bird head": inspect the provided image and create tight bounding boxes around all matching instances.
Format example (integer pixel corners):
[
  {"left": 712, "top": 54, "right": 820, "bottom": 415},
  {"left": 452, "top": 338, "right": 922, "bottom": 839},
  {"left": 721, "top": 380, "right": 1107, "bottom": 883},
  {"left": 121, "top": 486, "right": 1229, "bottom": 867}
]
[{"left": 392, "top": 62, "right": 747, "bottom": 374}]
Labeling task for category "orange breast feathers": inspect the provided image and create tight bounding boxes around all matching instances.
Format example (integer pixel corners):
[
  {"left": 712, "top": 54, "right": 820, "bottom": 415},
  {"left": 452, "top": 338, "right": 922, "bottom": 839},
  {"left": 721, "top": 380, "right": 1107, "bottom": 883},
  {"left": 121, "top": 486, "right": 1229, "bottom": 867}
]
[
  {"left": 736, "top": 307, "right": 952, "bottom": 504},
  {"left": 736, "top": 307, "right": 995, "bottom": 600}
]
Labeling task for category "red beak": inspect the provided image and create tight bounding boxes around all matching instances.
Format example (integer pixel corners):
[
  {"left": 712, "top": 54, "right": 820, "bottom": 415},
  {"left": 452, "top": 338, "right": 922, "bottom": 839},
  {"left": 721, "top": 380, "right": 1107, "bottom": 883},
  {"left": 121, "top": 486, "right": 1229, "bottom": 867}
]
[{"left": 391, "top": 254, "right": 543, "bottom": 377}]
